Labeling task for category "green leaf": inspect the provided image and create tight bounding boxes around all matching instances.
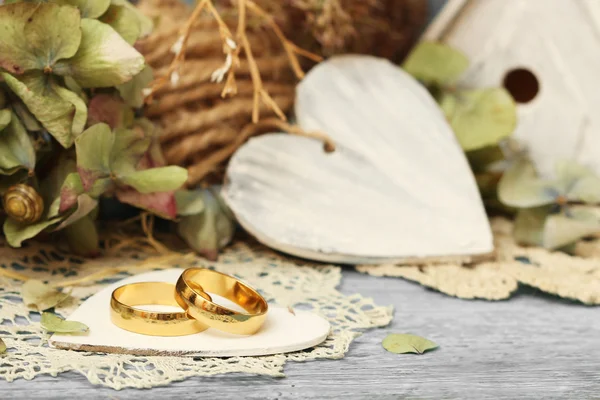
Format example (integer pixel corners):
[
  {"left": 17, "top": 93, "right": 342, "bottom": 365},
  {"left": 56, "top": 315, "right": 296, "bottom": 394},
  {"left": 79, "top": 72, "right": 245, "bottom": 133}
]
[
  {"left": 543, "top": 209, "right": 600, "bottom": 250},
  {"left": 40, "top": 156, "right": 77, "bottom": 207},
  {"left": 100, "top": 4, "right": 141, "bottom": 45},
  {"left": 53, "top": 83, "right": 88, "bottom": 137},
  {"left": 124, "top": 1, "right": 153, "bottom": 38},
  {"left": 0, "top": 109, "right": 11, "bottom": 131},
  {"left": 382, "top": 333, "right": 438, "bottom": 355},
  {"left": 177, "top": 188, "right": 235, "bottom": 260},
  {"left": 11, "top": 101, "right": 43, "bottom": 132},
  {"left": 117, "top": 66, "right": 153, "bottom": 108},
  {"left": 55, "top": 194, "right": 97, "bottom": 230},
  {"left": 3, "top": 216, "right": 62, "bottom": 248},
  {"left": 498, "top": 159, "right": 555, "bottom": 208},
  {"left": 466, "top": 145, "right": 505, "bottom": 174},
  {"left": 53, "top": 18, "right": 145, "bottom": 88},
  {"left": 24, "top": 3, "right": 82, "bottom": 69},
  {"left": 74, "top": 123, "right": 114, "bottom": 188},
  {"left": 63, "top": 76, "right": 88, "bottom": 102},
  {"left": 403, "top": 42, "right": 469, "bottom": 86},
  {"left": 0, "top": 3, "right": 81, "bottom": 74},
  {"left": 64, "top": 214, "right": 99, "bottom": 257},
  {"left": 513, "top": 207, "right": 550, "bottom": 247},
  {"left": 118, "top": 166, "right": 188, "bottom": 194},
  {"left": 87, "top": 94, "right": 133, "bottom": 129},
  {"left": 110, "top": 127, "right": 151, "bottom": 174},
  {"left": 440, "top": 88, "right": 517, "bottom": 151},
  {"left": 59, "top": 172, "right": 110, "bottom": 212},
  {"left": 40, "top": 312, "right": 89, "bottom": 334},
  {"left": 2, "top": 71, "right": 80, "bottom": 147},
  {"left": 553, "top": 160, "right": 600, "bottom": 204},
  {"left": 51, "top": 0, "right": 111, "bottom": 18},
  {"left": 0, "top": 338, "right": 6, "bottom": 354},
  {"left": 21, "top": 279, "right": 71, "bottom": 311},
  {"left": 176, "top": 189, "right": 205, "bottom": 216},
  {"left": 116, "top": 189, "right": 178, "bottom": 219},
  {"left": 0, "top": 111, "right": 36, "bottom": 174}
]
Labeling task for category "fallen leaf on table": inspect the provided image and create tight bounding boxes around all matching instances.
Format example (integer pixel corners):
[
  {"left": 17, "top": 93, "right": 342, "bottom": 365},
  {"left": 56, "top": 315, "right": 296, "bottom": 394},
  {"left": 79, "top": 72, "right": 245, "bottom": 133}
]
[
  {"left": 41, "top": 312, "right": 89, "bottom": 334},
  {"left": 0, "top": 338, "right": 6, "bottom": 354},
  {"left": 382, "top": 333, "right": 438, "bottom": 355},
  {"left": 21, "top": 280, "right": 72, "bottom": 311}
]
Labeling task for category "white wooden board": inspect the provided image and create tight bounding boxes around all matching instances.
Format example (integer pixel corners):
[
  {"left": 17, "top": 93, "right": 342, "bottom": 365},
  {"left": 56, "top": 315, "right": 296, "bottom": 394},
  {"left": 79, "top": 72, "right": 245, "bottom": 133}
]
[
  {"left": 224, "top": 55, "right": 493, "bottom": 265},
  {"left": 49, "top": 269, "right": 330, "bottom": 357}
]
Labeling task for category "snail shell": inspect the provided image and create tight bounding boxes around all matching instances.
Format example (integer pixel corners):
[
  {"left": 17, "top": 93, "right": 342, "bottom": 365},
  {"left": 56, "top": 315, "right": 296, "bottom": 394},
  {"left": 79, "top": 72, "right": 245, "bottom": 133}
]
[{"left": 3, "top": 184, "right": 44, "bottom": 224}]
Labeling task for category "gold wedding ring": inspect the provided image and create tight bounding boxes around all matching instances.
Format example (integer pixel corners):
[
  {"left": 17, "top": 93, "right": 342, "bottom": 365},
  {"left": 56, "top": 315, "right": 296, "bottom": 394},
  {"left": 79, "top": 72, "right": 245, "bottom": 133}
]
[
  {"left": 110, "top": 282, "right": 211, "bottom": 336},
  {"left": 175, "top": 268, "right": 269, "bottom": 335}
]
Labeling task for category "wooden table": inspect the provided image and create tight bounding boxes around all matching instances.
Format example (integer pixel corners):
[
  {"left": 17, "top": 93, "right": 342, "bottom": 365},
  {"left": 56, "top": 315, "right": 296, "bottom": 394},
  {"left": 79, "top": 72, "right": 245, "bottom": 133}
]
[{"left": 1, "top": 268, "right": 598, "bottom": 399}]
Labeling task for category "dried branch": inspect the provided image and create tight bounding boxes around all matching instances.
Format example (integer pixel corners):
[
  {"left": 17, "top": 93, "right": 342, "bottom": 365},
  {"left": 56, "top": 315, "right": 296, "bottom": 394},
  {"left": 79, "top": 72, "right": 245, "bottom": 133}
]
[{"left": 145, "top": 0, "right": 323, "bottom": 126}]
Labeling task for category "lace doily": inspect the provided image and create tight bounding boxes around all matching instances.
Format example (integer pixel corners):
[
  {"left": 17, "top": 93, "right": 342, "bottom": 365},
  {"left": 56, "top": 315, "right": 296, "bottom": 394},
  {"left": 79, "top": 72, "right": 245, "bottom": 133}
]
[
  {"left": 0, "top": 239, "right": 393, "bottom": 390},
  {"left": 357, "top": 218, "right": 600, "bottom": 304}
]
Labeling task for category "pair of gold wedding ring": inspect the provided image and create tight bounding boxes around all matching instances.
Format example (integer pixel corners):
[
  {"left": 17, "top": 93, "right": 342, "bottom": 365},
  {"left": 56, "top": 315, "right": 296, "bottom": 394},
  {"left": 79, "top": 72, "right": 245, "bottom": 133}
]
[{"left": 110, "top": 268, "right": 268, "bottom": 336}]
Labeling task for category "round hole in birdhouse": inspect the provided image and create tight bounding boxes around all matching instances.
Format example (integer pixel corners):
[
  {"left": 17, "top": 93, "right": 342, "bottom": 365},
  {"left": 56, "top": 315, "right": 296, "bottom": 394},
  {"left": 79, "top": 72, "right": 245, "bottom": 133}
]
[{"left": 503, "top": 68, "right": 540, "bottom": 104}]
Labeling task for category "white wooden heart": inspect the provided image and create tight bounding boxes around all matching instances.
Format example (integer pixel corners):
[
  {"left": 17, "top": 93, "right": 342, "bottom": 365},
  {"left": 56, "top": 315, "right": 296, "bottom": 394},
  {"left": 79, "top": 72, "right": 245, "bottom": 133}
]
[
  {"left": 223, "top": 55, "right": 493, "bottom": 264},
  {"left": 49, "top": 269, "right": 330, "bottom": 357}
]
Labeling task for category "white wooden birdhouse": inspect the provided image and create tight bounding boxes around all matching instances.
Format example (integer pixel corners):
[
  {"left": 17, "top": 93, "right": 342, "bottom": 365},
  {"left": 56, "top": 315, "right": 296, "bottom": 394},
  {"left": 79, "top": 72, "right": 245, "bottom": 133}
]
[{"left": 424, "top": 0, "right": 600, "bottom": 178}]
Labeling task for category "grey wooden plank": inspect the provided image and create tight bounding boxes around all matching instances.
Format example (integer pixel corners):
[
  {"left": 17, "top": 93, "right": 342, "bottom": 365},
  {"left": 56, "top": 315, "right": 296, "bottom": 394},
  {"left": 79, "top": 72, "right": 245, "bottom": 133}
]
[{"left": 1, "top": 269, "right": 599, "bottom": 399}]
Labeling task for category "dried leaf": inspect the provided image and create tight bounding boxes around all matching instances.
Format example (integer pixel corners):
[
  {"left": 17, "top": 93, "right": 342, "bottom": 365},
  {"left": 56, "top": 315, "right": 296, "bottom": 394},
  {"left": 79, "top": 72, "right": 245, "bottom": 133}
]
[
  {"left": 110, "top": 127, "right": 151, "bottom": 174},
  {"left": 498, "top": 159, "right": 555, "bottom": 208},
  {"left": 53, "top": 82, "right": 88, "bottom": 136},
  {"left": 2, "top": 71, "right": 82, "bottom": 147},
  {"left": 177, "top": 188, "right": 236, "bottom": 260},
  {"left": 403, "top": 42, "right": 469, "bottom": 86},
  {"left": 40, "top": 312, "right": 89, "bottom": 334},
  {"left": 3, "top": 216, "right": 62, "bottom": 248},
  {"left": 52, "top": 0, "right": 111, "bottom": 19},
  {"left": 543, "top": 209, "right": 600, "bottom": 250},
  {"left": 440, "top": 88, "right": 517, "bottom": 151},
  {"left": 0, "top": 109, "right": 11, "bottom": 131},
  {"left": 59, "top": 172, "right": 109, "bottom": 212},
  {"left": 54, "top": 18, "right": 145, "bottom": 88},
  {"left": 513, "top": 207, "right": 549, "bottom": 247},
  {"left": 100, "top": 4, "right": 142, "bottom": 45},
  {"left": 382, "top": 333, "right": 438, "bottom": 355},
  {"left": 11, "top": 101, "right": 42, "bottom": 132},
  {"left": 75, "top": 123, "right": 114, "bottom": 188},
  {"left": 87, "top": 94, "right": 133, "bottom": 130},
  {"left": 0, "top": 338, "right": 6, "bottom": 354},
  {"left": 118, "top": 166, "right": 188, "bottom": 194},
  {"left": 176, "top": 189, "right": 205, "bottom": 216},
  {"left": 54, "top": 194, "right": 98, "bottom": 231},
  {"left": 117, "top": 66, "right": 153, "bottom": 108},
  {"left": 554, "top": 160, "right": 600, "bottom": 204},
  {"left": 64, "top": 214, "right": 99, "bottom": 257},
  {"left": 0, "top": 111, "right": 36, "bottom": 174},
  {"left": 116, "top": 189, "right": 178, "bottom": 219},
  {"left": 467, "top": 145, "right": 505, "bottom": 174},
  {"left": 0, "top": 3, "right": 81, "bottom": 74},
  {"left": 21, "top": 280, "right": 71, "bottom": 311}
]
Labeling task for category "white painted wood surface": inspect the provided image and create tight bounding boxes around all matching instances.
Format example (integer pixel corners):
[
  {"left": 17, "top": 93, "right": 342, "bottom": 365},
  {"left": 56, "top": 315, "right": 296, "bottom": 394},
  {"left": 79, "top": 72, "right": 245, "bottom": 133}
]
[
  {"left": 224, "top": 55, "right": 492, "bottom": 265},
  {"left": 49, "top": 269, "right": 330, "bottom": 357},
  {"left": 424, "top": 0, "right": 600, "bottom": 178},
  {"left": 3, "top": 269, "right": 599, "bottom": 399}
]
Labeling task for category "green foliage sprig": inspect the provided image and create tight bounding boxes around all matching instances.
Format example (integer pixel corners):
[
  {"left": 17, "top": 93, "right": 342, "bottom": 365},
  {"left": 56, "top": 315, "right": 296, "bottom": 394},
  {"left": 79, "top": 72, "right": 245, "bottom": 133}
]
[
  {"left": 0, "top": 0, "right": 189, "bottom": 255},
  {"left": 403, "top": 41, "right": 600, "bottom": 250},
  {"left": 498, "top": 159, "right": 600, "bottom": 249},
  {"left": 403, "top": 41, "right": 518, "bottom": 152}
]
